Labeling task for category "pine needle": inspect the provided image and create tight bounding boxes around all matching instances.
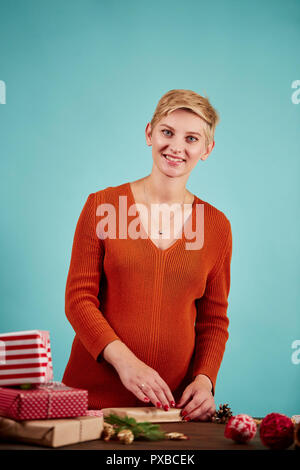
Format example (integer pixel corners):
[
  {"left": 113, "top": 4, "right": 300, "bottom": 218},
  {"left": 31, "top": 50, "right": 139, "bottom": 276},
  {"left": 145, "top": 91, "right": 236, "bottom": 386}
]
[{"left": 104, "top": 413, "right": 166, "bottom": 441}]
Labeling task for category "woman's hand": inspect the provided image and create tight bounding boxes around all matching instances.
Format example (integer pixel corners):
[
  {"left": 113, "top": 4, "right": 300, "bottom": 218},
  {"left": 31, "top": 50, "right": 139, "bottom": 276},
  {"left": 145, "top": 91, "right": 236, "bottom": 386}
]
[
  {"left": 116, "top": 355, "right": 176, "bottom": 410},
  {"left": 176, "top": 375, "right": 216, "bottom": 421},
  {"left": 103, "top": 340, "right": 176, "bottom": 410}
]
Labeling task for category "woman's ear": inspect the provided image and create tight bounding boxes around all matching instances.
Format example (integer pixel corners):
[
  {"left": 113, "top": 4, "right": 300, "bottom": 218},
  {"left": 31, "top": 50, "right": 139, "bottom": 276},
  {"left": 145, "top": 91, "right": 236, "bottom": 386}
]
[
  {"left": 145, "top": 123, "right": 152, "bottom": 146},
  {"left": 208, "top": 140, "right": 215, "bottom": 152},
  {"left": 200, "top": 140, "right": 215, "bottom": 161}
]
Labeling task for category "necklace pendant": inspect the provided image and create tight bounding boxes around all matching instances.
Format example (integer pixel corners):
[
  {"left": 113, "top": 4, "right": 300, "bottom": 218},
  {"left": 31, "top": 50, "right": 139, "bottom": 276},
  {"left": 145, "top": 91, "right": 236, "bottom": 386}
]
[{"left": 159, "top": 230, "right": 163, "bottom": 235}]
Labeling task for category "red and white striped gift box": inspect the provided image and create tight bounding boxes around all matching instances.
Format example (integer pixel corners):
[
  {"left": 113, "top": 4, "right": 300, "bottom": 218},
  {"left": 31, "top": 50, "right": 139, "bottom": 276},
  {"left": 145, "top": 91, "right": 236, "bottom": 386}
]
[{"left": 0, "top": 330, "right": 53, "bottom": 386}]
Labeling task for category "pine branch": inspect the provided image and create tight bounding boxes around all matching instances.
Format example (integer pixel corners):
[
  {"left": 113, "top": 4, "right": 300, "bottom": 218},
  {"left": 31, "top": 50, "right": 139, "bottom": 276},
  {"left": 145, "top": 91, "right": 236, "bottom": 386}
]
[{"left": 104, "top": 413, "right": 166, "bottom": 440}]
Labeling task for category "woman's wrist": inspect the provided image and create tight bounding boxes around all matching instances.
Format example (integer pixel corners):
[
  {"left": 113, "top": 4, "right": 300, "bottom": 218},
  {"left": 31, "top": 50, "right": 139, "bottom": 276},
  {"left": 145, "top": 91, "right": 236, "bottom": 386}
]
[
  {"left": 193, "top": 374, "right": 213, "bottom": 392},
  {"left": 102, "top": 340, "right": 138, "bottom": 370}
]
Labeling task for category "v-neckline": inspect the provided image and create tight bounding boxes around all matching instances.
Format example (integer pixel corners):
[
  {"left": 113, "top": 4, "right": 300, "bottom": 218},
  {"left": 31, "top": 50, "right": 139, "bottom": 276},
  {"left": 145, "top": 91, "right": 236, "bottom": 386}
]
[{"left": 126, "top": 181, "right": 197, "bottom": 255}]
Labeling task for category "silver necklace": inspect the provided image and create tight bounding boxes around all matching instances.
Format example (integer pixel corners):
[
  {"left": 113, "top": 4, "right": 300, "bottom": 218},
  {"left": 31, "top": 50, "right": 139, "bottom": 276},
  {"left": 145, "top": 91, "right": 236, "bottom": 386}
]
[{"left": 143, "top": 180, "right": 187, "bottom": 235}]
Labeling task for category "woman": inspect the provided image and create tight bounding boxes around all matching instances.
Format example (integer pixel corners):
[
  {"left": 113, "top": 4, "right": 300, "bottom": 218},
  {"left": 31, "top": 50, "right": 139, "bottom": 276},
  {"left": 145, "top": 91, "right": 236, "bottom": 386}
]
[{"left": 62, "top": 89, "right": 232, "bottom": 422}]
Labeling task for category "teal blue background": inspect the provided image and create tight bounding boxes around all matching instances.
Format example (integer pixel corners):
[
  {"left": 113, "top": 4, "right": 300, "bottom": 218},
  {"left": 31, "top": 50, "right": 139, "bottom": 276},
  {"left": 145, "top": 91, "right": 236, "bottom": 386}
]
[{"left": 0, "top": 0, "right": 299, "bottom": 418}]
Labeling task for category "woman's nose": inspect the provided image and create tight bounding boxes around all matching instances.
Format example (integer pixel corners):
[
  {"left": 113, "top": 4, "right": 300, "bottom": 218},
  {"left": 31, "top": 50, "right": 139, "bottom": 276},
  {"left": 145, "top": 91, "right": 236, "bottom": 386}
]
[{"left": 169, "top": 147, "right": 185, "bottom": 156}]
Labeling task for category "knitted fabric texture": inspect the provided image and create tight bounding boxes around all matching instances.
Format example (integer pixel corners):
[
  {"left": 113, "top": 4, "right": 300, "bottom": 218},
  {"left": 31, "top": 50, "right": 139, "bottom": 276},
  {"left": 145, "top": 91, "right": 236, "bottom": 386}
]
[{"left": 62, "top": 182, "right": 232, "bottom": 409}]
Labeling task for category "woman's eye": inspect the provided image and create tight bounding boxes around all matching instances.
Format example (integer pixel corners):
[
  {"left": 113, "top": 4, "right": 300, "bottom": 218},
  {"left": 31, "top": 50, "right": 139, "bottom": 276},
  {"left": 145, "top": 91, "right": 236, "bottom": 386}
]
[{"left": 162, "top": 130, "right": 197, "bottom": 142}]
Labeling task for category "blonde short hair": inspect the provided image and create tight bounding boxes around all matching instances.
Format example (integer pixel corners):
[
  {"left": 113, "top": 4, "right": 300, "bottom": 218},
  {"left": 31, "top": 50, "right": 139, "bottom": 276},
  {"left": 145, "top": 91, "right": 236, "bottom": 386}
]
[{"left": 150, "top": 89, "right": 220, "bottom": 147}]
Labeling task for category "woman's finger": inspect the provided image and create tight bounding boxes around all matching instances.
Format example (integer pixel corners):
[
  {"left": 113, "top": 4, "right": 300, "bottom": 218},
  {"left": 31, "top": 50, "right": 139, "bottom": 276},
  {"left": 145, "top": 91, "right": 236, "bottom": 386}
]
[
  {"left": 136, "top": 382, "right": 163, "bottom": 409},
  {"left": 180, "top": 390, "right": 206, "bottom": 416},
  {"left": 185, "top": 398, "right": 211, "bottom": 421},
  {"left": 157, "top": 378, "right": 176, "bottom": 408},
  {"left": 206, "top": 406, "right": 216, "bottom": 420},
  {"left": 195, "top": 404, "right": 215, "bottom": 421},
  {"left": 151, "top": 381, "right": 173, "bottom": 410},
  {"left": 132, "top": 385, "right": 152, "bottom": 404},
  {"left": 200, "top": 407, "right": 215, "bottom": 421},
  {"left": 176, "top": 386, "right": 194, "bottom": 409}
]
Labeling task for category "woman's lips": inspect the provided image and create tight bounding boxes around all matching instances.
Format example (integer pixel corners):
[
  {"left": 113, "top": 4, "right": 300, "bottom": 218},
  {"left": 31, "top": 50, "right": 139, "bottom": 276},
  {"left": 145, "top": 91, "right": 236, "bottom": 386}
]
[{"left": 162, "top": 154, "right": 186, "bottom": 165}]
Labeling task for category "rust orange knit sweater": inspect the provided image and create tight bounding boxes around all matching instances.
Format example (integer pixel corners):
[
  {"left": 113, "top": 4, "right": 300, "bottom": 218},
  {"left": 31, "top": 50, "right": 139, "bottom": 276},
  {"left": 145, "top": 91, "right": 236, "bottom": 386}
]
[{"left": 62, "top": 182, "right": 232, "bottom": 409}]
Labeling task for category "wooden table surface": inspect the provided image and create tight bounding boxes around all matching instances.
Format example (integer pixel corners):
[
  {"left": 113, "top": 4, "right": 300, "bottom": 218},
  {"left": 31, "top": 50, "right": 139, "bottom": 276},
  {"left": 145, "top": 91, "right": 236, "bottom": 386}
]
[{"left": 0, "top": 420, "right": 296, "bottom": 450}]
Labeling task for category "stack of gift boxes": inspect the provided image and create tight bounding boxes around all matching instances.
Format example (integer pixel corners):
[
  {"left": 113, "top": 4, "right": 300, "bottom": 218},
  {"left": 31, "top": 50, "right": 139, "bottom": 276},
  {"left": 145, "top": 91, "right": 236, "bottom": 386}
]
[{"left": 0, "top": 330, "right": 104, "bottom": 447}]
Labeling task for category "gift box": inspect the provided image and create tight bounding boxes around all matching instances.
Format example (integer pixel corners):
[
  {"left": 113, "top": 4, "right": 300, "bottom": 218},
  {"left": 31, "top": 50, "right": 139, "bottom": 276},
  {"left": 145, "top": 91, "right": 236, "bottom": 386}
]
[
  {"left": 101, "top": 406, "right": 184, "bottom": 423},
  {"left": 0, "top": 381, "right": 88, "bottom": 420},
  {"left": 0, "top": 330, "right": 53, "bottom": 386},
  {"left": 0, "top": 414, "right": 103, "bottom": 447}
]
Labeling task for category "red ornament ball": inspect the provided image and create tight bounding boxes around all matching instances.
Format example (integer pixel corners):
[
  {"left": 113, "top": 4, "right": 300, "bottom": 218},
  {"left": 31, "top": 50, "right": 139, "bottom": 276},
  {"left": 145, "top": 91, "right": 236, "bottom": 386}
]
[
  {"left": 224, "top": 414, "right": 257, "bottom": 443},
  {"left": 259, "top": 413, "right": 294, "bottom": 450}
]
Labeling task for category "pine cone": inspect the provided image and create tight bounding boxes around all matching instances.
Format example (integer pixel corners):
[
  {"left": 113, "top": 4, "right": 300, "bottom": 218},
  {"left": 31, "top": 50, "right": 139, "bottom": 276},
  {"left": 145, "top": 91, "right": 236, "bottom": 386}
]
[
  {"left": 212, "top": 403, "right": 233, "bottom": 424},
  {"left": 117, "top": 429, "right": 134, "bottom": 445},
  {"left": 253, "top": 418, "right": 262, "bottom": 426}
]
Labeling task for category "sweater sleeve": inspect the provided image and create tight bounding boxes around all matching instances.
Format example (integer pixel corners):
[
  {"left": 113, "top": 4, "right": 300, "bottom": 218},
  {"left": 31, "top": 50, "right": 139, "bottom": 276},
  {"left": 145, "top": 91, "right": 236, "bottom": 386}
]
[
  {"left": 65, "top": 191, "right": 121, "bottom": 361},
  {"left": 192, "top": 221, "right": 232, "bottom": 396}
]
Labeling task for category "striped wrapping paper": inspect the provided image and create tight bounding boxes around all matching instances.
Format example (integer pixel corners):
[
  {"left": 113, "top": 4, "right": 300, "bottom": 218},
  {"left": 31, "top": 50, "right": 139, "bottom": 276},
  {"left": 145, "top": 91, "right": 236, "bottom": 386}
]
[{"left": 0, "top": 330, "right": 53, "bottom": 386}]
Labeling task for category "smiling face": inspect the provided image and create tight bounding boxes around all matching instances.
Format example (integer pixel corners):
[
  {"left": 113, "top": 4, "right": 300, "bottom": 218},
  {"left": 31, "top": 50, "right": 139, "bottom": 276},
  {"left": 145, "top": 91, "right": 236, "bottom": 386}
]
[{"left": 145, "top": 108, "right": 215, "bottom": 177}]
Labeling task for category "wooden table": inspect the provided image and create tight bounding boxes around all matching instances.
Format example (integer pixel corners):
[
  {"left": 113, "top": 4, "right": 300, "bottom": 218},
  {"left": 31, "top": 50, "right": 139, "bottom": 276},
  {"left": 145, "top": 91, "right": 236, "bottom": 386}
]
[{"left": 0, "top": 420, "right": 296, "bottom": 450}]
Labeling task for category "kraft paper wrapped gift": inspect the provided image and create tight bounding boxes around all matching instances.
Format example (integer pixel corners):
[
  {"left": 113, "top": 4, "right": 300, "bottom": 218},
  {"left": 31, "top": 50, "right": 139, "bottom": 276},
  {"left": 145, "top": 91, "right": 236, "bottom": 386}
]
[
  {"left": 101, "top": 406, "right": 184, "bottom": 423},
  {"left": 0, "top": 414, "right": 104, "bottom": 447}
]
